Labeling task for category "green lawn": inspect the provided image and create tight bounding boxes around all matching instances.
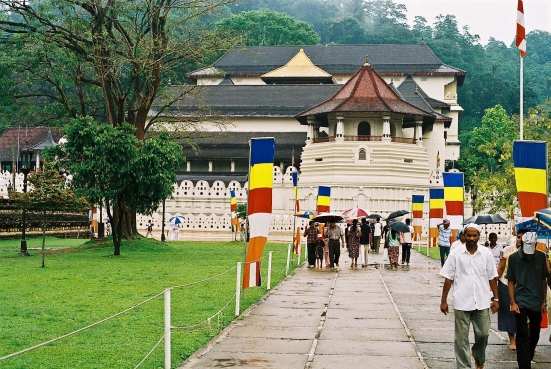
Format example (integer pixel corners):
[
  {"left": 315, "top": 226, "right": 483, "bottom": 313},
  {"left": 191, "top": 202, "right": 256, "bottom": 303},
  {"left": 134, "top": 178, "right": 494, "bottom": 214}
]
[
  {"left": 413, "top": 244, "right": 441, "bottom": 261},
  {"left": 0, "top": 237, "right": 87, "bottom": 253},
  {"left": 0, "top": 237, "right": 297, "bottom": 369}
]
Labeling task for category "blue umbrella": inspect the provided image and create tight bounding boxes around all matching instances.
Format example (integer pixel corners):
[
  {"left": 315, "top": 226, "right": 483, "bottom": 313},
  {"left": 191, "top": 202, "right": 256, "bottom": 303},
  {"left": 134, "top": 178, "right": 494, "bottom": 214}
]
[
  {"left": 294, "top": 210, "right": 316, "bottom": 219},
  {"left": 515, "top": 218, "right": 551, "bottom": 239},
  {"left": 169, "top": 215, "right": 185, "bottom": 225}
]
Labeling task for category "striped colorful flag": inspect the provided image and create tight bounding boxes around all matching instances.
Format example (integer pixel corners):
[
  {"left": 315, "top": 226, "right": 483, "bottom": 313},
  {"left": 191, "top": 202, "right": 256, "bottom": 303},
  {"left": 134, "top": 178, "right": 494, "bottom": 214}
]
[
  {"left": 516, "top": 0, "right": 526, "bottom": 57},
  {"left": 293, "top": 227, "right": 301, "bottom": 255},
  {"left": 443, "top": 172, "right": 464, "bottom": 240},
  {"left": 429, "top": 188, "right": 444, "bottom": 239},
  {"left": 411, "top": 195, "right": 424, "bottom": 237},
  {"left": 317, "top": 186, "right": 331, "bottom": 213},
  {"left": 243, "top": 138, "right": 275, "bottom": 289},
  {"left": 230, "top": 189, "right": 237, "bottom": 233},
  {"left": 513, "top": 140, "right": 548, "bottom": 217},
  {"left": 292, "top": 171, "right": 300, "bottom": 212}
]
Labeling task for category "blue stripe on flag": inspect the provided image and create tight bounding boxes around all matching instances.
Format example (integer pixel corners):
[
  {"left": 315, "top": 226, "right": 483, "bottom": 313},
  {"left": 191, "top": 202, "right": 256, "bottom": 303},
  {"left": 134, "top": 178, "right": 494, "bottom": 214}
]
[
  {"left": 292, "top": 172, "right": 298, "bottom": 187},
  {"left": 513, "top": 140, "right": 547, "bottom": 169},
  {"left": 318, "top": 186, "right": 331, "bottom": 197},
  {"left": 250, "top": 138, "right": 275, "bottom": 166},
  {"left": 443, "top": 172, "right": 464, "bottom": 187},
  {"left": 230, "top": 189, "right": 235, "bottom": 198},
  {"left": 412, "top": 195, "right": 424, "bottom": 203},
  {"left": 429, "top": 188, "right": 444, "bottom": 199}
]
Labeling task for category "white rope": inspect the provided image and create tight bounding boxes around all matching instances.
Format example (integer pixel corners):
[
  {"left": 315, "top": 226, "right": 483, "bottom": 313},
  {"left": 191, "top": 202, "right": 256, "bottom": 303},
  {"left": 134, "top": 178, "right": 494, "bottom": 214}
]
[
  {"left": 133, "top": 332, "right": 166, "bottom": 369},
  {"left": 172, "top": 294, "right": 235, "bottom": 331},
  {"left": 171, "top": 266, "right": 237, "bottom": 289},
  {"left": 0, "top": 290, "right": 165, "bottom": 361}
]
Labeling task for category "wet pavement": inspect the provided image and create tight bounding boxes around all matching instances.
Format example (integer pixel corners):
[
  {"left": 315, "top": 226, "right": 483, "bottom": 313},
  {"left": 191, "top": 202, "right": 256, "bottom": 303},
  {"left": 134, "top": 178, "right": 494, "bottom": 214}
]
[{"left": 179, "top": 247, "right": 551, "bottom": 369}]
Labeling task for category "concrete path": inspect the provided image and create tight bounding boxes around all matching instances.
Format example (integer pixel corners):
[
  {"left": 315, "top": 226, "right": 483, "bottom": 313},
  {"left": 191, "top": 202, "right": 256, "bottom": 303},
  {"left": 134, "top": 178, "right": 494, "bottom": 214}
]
[{"left": 180, "top": 248, "right": 551, "bottom": 369}]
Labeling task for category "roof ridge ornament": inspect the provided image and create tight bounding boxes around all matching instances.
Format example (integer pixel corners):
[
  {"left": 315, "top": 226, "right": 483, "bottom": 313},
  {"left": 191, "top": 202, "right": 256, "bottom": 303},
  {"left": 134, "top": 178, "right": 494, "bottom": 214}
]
[{"left": 364, "top": 55, "right": 370, "bottom": 66}]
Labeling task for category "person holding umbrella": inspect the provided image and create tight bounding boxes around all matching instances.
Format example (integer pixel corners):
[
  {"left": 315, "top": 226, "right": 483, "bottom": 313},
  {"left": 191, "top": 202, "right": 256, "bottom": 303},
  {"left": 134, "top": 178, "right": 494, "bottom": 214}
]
[
  {"left": 437, "top": 219, "right": 452, "bottom": 267},
  {"left": 386, "top": 226, "right": 401, "bottom": 270},
  {"left": 325, "top": 221, "right": 345, "bottom": 269},
  {"left": 303, "top": 220, "right": 318, "bottom": 268}
]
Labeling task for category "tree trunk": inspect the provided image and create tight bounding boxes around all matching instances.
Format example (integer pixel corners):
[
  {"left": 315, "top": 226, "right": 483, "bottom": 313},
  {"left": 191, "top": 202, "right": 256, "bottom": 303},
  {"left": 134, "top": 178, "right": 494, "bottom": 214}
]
[{"left": 41, "top": 211, "right": 46, "bottom": 268}]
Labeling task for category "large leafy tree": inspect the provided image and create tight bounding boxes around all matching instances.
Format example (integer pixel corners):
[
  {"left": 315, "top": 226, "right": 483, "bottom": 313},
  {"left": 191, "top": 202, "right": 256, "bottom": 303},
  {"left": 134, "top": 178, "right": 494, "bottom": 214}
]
[
  {"left": 47, "top": 117, "right": 184, "bottom": 255},
  {"left": 214, "top": 10, "right": 320, "bottom": 46}
]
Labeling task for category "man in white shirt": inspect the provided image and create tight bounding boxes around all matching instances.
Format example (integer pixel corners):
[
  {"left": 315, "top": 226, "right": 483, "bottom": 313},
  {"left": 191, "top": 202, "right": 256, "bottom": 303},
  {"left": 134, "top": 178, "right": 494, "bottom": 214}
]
[
  {"left": 372, "top": 218, "right": 382, "bottom": 253},
  {"left": 440, "top": 223, "right": 499, "bottom": 369}
]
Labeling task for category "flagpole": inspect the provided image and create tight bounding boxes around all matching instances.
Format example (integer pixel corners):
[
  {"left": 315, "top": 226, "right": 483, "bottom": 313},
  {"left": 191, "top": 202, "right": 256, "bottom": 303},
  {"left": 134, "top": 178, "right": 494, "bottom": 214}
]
[{"left": 520, "top": 56, "right": 523, "bottom": 140}]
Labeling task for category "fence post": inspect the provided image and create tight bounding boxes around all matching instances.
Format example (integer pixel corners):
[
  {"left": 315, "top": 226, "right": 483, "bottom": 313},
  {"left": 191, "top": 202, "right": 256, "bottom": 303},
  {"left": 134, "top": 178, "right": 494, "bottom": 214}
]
[
  {"left": 297, "top": 244, "right": 301, "bottom": 265},
  {"left": 304, "top": 240, "right": 307, "bottom": 260},
  {"left": 286, "top": 243, "right": 291, "bottom": 275},
  {"left": 267, "top": 251, "right": 273, "bottom": 290},
  {"left": 235, "top": 262, "right": 241, "bottom": 317},
  {"left": 164, "top": 288, "right": 171, "bottom": 369}
]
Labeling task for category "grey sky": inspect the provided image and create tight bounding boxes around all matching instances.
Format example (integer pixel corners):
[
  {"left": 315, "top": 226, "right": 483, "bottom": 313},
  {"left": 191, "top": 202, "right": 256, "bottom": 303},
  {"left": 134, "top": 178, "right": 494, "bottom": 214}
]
[{"left": 399, "top": 0, "right": 550, "bottom": 45}]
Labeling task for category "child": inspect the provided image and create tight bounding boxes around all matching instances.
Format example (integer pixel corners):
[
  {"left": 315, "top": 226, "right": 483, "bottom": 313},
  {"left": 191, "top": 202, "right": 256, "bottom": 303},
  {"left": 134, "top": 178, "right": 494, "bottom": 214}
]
[{"left": 315, "top": 234, "right": 325, "bottom": 269}]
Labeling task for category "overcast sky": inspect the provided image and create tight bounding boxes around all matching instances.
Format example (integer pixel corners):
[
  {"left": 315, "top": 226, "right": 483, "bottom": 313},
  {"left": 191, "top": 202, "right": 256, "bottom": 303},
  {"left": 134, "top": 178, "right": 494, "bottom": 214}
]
[{"left": 399, "top": 0, "right": 550, "bottom": 45}]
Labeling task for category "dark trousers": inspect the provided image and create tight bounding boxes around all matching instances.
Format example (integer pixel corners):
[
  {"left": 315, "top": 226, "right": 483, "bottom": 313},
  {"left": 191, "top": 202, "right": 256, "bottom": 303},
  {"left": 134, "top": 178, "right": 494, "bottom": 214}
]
[
  {"left": 328, "top": 240, "right": 341, "bottom": 267},
  {"left": 401, "top": 243, "right": 412, "bottom": 263},
  {"left": 515, "top": 307, "right": 542, "bottom": 369},
  {"left": 307, "top": 243, "right": 316, "bottom": 266},
  {"left": 439, "top": 245, "right": 450, "bottom": 266}
]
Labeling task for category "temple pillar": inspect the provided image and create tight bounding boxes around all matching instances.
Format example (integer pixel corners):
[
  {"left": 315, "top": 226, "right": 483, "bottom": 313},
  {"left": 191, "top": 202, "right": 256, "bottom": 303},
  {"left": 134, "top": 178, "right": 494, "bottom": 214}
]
[
  {"left": 307, "top": 117, "right": 315, "bottom": 145},
  {"left": 230, "top": 160, "right": 235, "bottom": 172},
  {"left": 336, "top": 115, "right": 344, "bottom": 142},
  {"left": 208, "top": 161, "right": 213, "bottom": 172},
  {"left": 382, "top": 115, "right": 391, "bottom": 142},
  {"left": 415, "top": 119, "right": 424, "bottom": 146},
  {"left": 186, "top": 161, "right": 191, "bottom": 172}
]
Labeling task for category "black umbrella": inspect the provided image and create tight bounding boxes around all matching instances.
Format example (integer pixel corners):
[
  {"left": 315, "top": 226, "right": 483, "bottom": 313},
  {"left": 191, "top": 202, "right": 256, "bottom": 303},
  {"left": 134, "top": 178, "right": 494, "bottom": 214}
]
[
  {"left": 313, "top": 212, "right": 344, "bottom": 223},
  {"left": 462, "top": 214, "right": 507, "bottom": 225},
  {"left": 366, "top": 213, "right": 383, "bottom": 219},
  {"left": 386, "top": 210, "right": 409, "bottom": 220},
  {"left": 388, "top": 221, "right": 411, "bottom": 233}
]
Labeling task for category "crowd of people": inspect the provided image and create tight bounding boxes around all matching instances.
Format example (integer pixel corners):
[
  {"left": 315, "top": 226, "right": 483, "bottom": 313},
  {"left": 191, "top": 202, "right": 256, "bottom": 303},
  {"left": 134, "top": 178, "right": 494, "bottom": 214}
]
[
  {"left": 303, "top": 217, "right": 414, "bottom": 271},
  {"left": 440, "top": 222, "right": 551, "bottom": 369}
]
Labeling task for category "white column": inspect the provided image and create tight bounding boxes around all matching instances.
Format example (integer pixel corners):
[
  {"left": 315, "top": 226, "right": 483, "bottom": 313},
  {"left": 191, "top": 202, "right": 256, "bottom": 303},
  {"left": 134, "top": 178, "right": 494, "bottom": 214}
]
[
  {"left": 307, "top": 117, "right": 315, "bottom": 144},
  {"left": 415, "top": 120, "right": 424, "bottom": 146},
  {"left": 382, "top": 115, "right": 391, "bottom": 142},
  {"left": 230, "top": 160, "right": 235, "bottom": 172},
  {"left": 186, "top": 161, "right": 190, "bottom": 172},
  {"left": 208, "top": 161, "right": 213, "bottom": 172},
  {"left": 336, "top": 115, "right": 344, "bottom": 142},
  {"left": 35, "top": 151, "right": 40, "bottom": 170}
]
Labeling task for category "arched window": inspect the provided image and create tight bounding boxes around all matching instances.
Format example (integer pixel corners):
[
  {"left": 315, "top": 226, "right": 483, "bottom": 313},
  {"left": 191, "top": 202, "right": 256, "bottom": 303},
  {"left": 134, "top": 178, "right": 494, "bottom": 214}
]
[
  {"left": 358, "top": 121, "right": 371, "bottom": 136},
  {"left": 358, "top": 148, "right": 367, "bottom": 160}
]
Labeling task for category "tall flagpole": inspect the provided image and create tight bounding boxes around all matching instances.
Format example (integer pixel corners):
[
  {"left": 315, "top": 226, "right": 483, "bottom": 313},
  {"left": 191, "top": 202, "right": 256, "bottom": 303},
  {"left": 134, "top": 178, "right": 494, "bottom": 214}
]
[
  {"left": 520, "top": 57, "right": 523, "bottom": 140},
  {"left": 516, "top": 0, "right": 526, "bottom": 140}
]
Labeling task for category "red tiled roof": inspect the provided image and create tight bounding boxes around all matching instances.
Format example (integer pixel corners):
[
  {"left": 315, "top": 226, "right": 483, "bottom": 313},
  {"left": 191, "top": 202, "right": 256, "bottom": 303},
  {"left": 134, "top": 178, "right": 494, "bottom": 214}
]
[
  {"left": 296, "top": 63, "right": 435, "bottom": 122},
  {"left": 0, "top": 127, "right": 62, "bottom": 162}
]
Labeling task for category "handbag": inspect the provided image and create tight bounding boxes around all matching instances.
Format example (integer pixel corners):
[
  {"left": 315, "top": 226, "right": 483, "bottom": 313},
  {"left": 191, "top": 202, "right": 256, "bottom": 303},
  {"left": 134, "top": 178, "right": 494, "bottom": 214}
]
[{"left": 382, "top": 248, "right": 389, "bottom": 263}]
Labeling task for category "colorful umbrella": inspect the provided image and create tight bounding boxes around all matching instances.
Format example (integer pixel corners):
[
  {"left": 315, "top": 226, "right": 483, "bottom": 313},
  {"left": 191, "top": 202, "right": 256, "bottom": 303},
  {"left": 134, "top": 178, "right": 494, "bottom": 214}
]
[
  {"left": 294, "top": 210, "right": 317, "bottom": 219},
  {"left": 169, "top": 214, "right": 185, "bottom": 224},
  {"left": 342, "top": 207, "right": 370, "bottom": 218},
  {"left": 534, "top": 208, "right": 551, "bottom": 230},
  {"left": 515, "top": 218, "right": 551, "bottom": 238}
]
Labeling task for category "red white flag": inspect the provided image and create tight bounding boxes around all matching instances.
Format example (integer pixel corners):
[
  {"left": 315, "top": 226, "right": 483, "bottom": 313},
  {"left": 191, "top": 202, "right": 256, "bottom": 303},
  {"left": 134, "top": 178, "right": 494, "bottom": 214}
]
[{"left": 516, "top": 0, "right": 526, "bottom": 57}]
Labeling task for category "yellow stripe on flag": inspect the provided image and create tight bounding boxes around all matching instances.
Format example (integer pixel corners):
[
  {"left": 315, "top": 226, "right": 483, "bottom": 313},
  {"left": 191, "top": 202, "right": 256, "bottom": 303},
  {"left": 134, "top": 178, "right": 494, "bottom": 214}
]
[
  {"left": 318, "top": 195, "right": 330, "bottom": 206},
  {"left": 429, "top": 199, "right": 444, "bottom": 209},
  {"left": 250, "top": 163, "right": 273, "bottom": 190},
  {"left": 412, "top": 203, "right": 424, "bottom": 211},
  {"left": 514, "top": 167, "right": 547, "bottom": 194},
  {"left": 444, "top": 187, "right": 464, "bottom": 202}
]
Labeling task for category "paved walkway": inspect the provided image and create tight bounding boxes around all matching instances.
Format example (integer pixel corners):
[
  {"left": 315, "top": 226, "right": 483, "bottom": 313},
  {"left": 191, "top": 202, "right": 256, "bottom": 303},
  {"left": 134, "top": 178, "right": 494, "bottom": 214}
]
[{"left": 180, "top": 248, "right": 551, "bottom": 369}]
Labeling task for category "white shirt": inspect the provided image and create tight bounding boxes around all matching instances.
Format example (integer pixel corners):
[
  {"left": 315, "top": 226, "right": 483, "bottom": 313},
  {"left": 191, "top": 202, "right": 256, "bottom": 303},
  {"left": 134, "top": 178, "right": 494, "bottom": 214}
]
[
  {"left": 499, "top": 245, "right": 519, "bottom": 285},
  {"left": 488, "top": 243, "right": 503, "bottom": 268},
  {"left": 440, "top": 244, "right": 498, "bottom": 311},
  {"left": 373, "top": 222, "right": 382, "bottom": 237},
  {"left": 450, "top": 240, "right": 464, "bottom": 251},
  {"left": 401, "top": 226, "right": 414, "bottom": 243}
]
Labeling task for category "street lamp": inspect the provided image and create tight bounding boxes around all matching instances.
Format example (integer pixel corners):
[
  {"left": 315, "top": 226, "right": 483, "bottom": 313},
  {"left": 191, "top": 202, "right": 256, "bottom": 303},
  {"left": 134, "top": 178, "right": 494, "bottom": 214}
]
[{"left": 19, "top": 143, "right": 33, "bottom": 256}]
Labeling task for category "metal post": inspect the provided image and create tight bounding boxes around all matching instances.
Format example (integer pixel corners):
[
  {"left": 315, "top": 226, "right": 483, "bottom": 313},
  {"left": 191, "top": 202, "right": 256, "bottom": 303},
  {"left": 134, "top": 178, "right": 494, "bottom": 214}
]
[
  {"left": 20, "top": 172, "right": 29, "bottom": 256},
  {"left": 161, "top": 199, "right": 166, "bottom": 242},
  {"left": 286, "top": 243, "right": 291, "bottom": 275},
  {"left": 297, "top": 244, "right": 301, "bottom": 265},
  {"left": 164, "top": 288, "right": 171, "bottom": 369},
  {"left": 235, "top": 262, "right": 241, "bottom": 317},
  {"left": 267, "top": 251, "right": 273, "bottom": 290}
]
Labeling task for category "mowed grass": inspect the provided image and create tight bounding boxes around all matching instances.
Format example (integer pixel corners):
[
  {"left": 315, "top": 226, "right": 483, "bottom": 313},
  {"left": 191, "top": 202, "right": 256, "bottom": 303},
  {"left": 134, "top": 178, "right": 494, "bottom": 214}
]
[
  {"left": 413, "top": 244, "right": 441, "bottom": 261},
  {"left": 0, "top": 237, "right": 87, "bottom": 253},
  {"left": 0, "top": 237, "right": 297, "bottom": 369}
]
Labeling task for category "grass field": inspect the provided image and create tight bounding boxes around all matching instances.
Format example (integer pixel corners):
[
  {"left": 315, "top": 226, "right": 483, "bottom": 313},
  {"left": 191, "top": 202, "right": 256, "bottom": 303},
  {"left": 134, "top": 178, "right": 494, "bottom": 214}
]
[
  {"left": 413, "top": 244, "right": 441, "bottom": 261},
  {"left": 0, "top": 237, "right": 297, "bottom": 369}
]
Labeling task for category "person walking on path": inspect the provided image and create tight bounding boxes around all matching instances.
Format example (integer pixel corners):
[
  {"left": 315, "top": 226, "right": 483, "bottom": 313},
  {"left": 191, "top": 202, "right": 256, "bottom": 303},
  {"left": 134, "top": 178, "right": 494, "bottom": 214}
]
[
  {"left": 437, "top": 219, "right": 452, "bottom": 267},
  {"left": 485, "top": 232, "right": 503, "bottom": 268},
  {"left": 372, "top": 218, "right": 382, "bottom": 253},
  {"left": 325, "top": 221, "right": 345, "bottom": 269},
  {"left": 450, "top": 229, "right": 465, "bottom": 251},
  {"left": 347, "top": 219, "right": 361, "bottom": 268},
  {"left": 401, "top": 218, "right": 414, "bottom": 266},
  {"left": 360, "top": 218, "right": 371, "bottom": 267},
  {"left": 506, "top": 231, "right": 549, "bottom": 369},
  {"left": 440, "top": 223, "right": 499, "bottom": 369},
  {"left": 304, "top": 220, "right": 318, "bottom": 268},
  {"left": 145, "top": 220, "right": 153, "bottom": 238},
  {"left": 496, "top": 228, "right": 526, "bottom": 351},
  {"left": 386, "top": 228, "right": 401, "bottom": 270}
]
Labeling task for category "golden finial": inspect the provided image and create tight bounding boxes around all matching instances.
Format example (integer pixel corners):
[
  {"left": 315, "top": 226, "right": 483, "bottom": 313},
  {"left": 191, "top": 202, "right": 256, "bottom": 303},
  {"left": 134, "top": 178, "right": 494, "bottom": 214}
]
[{"left": 364, "top": 55, "right": 370, "bottom": 66}]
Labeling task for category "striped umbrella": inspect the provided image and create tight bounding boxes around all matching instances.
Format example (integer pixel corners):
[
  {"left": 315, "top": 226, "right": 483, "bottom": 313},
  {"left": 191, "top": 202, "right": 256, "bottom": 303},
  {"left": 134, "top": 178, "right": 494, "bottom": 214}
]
[
  {"left": 534, "top": 208, "right": 551, "bottom": 230},
  {"left": 294, "top": 210, "right": 316, "bottom": 219},
  {"left": 169, "top": 214, "right": 185, "bottom": 224},
  {"left": 342, "top": 207, "right": 370, "bottom": 218}
]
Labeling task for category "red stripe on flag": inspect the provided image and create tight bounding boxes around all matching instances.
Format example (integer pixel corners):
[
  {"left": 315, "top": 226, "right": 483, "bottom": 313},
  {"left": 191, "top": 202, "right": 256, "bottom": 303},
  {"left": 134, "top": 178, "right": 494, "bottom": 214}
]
[
  {"left": 518, "top": 192, "right": 547, "bottom": 217},
  {"left": 230, "top": 204, "right": 236, "bottom": 212},
  {"left": 429, "top": 209, "right": 443, "bottom": 218},
  {"left": 247, "top": 188, "right": 272, "bottom": 214},
  {"left": 446, "top": 201, "right": 464, "bottom": 215},
  {"left": 317, "top": 205, "right": 330, "bottom": 213},
  {"left": 412, "top": 210, "right": 423, "bottom": 218},
  {"left": 516, "top": 0, "right": 526, "bottom": 57}
]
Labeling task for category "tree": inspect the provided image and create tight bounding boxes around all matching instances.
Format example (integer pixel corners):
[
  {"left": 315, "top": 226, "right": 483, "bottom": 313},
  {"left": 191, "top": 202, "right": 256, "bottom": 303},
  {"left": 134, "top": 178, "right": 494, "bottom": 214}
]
[
  {"left": 0, "top": 0, "right": 234, "bottom": 236},
  {"left": 10, "top": 164, "right": 89, "bottom": 267},
  {"left": 47, "top": 117, "right": 184, "bottom": 255},
  {"left": 321, "top": 17, "right": 367, "bottom": 44},
  {"left": 214, "top": 10, "right": 320, "bottom": 46}
]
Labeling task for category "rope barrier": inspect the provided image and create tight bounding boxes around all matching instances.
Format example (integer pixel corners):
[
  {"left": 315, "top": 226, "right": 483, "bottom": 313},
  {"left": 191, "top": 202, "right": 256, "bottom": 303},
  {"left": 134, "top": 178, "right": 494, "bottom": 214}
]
[
  {"left": 133, "top": 332, "right": 167, "bottom": 369},
  {"left": 172, "top": 294, "right": 236, "bottom": 331},
  {"left": 171, "top": 266, "right": 237, "bottom": 289}
]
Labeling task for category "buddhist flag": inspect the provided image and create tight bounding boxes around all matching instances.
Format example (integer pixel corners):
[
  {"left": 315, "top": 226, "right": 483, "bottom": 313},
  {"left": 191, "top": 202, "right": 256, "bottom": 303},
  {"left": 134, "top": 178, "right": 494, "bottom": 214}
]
[
  {"left": 429, "top": 188, "right": 444, "bottom": 238},
  {"left": 443, "top": 172, "right": 464, "bottom": 240},
  {"left": 230, "top": 190, "right": 237, "bottom": 233},
  {"left": 513, "top": 140, "right": 548, "bottom": 217},
  {"left": 243, "top": 138, "right": 275, "bottom": 289},
  {"left": 516, "top": 0, "right": 526, "bottom": 57},
  {"left": 317, "top": 186, "right": 331, "bottom": 213},
  {"left": 411, "top": 195, "right": 424, "bottom": 236},
  {"left": 293, "top": 227, "right": 301, "bottom": 255},
  {"left": 292, "top": 171, "right": 300, "bottom": 212}
]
